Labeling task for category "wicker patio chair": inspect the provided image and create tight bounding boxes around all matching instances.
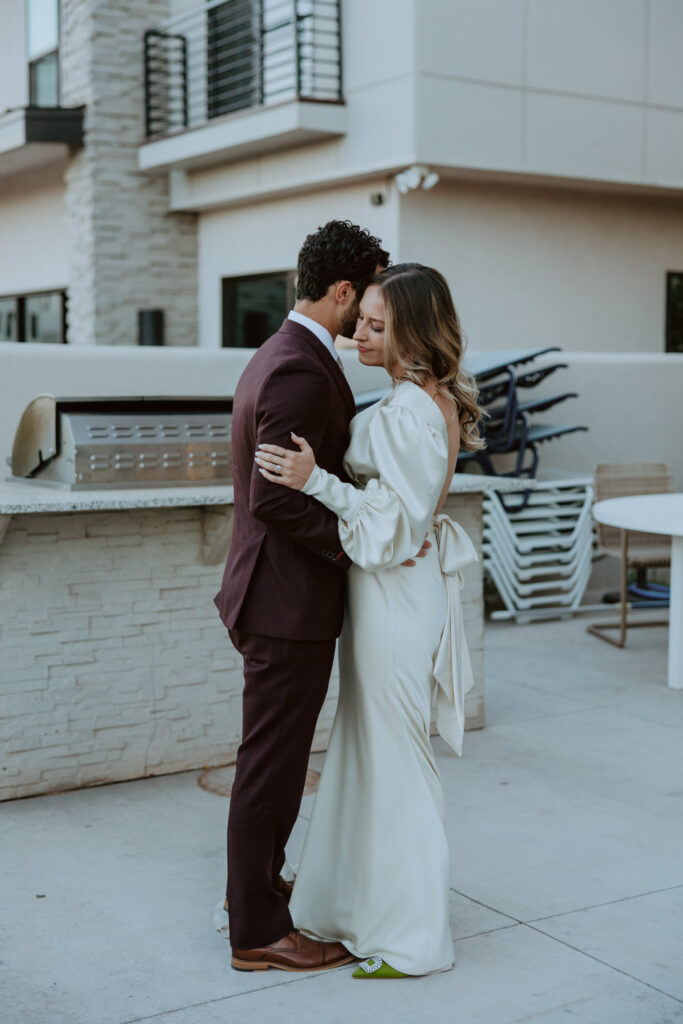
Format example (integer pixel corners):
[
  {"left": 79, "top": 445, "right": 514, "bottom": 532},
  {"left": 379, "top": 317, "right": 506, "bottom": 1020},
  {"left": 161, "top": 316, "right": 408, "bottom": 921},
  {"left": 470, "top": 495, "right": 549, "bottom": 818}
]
[{"left": 588, "top": 462, "right": 672, "bottom": 648}]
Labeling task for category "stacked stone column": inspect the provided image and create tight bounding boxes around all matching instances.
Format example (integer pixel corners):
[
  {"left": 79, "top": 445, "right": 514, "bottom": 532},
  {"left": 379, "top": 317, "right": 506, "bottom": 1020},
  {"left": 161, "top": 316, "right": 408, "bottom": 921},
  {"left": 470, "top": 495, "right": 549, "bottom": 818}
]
[{"left": 60, "top": 0, "right": 198, "bottom": 346}]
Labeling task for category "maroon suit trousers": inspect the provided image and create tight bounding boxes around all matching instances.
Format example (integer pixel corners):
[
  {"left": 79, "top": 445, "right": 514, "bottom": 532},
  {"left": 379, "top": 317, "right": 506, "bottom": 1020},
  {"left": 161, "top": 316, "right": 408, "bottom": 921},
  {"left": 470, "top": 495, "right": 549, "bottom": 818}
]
[{"left": 226, "top": 627, "right": 336, "bottom": 950}]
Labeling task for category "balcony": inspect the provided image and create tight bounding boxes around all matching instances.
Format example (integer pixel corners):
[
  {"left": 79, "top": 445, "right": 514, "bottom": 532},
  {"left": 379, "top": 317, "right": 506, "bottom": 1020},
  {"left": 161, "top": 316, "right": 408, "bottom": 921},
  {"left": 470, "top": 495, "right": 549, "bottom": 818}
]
[
  {"left": 138, "top": 0, "right": 346, "bottom": 174},
  {"left": 0, "top": 105, "right": 83, "bottom": 179}
]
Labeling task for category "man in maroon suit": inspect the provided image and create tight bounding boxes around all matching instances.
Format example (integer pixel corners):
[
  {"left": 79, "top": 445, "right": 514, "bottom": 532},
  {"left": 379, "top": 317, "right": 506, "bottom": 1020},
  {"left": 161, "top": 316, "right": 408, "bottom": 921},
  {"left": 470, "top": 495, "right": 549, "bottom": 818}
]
[{"left": 215, "top": 221, "right": 390, "bottom": 972}]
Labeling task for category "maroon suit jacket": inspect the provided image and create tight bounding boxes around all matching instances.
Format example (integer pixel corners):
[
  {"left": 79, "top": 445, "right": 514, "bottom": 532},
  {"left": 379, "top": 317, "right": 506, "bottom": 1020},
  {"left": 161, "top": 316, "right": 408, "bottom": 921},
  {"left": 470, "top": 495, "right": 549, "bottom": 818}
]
[{"left": 214, "top": 318, "right": 355, "bottom": 642}]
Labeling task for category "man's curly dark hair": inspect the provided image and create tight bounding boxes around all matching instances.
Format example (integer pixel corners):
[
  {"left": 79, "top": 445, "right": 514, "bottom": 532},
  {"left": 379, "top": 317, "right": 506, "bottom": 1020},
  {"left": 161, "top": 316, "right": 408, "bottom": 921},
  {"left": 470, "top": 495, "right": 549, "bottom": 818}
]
[{"left": 296, "top": 220, "right": 390, "bottom": 301}]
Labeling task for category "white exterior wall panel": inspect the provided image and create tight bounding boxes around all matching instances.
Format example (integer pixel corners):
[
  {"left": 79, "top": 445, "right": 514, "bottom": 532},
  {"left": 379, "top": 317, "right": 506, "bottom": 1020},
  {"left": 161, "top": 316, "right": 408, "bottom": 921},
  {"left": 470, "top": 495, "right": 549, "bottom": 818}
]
[
  {"left": 416, "top": 0, "right": 526, "bottom": 86},
  {"left": 412, "top": 0, "right": 683, "bottom": 194},
  {"left": 523, "top": 92, "right": 643, "bottom": 183},
  {"left": 648, "top": 0, "right": 683, "bottom": 107},
  {"left": 525, "top": 0, "right": 646, "bottom": 102}
]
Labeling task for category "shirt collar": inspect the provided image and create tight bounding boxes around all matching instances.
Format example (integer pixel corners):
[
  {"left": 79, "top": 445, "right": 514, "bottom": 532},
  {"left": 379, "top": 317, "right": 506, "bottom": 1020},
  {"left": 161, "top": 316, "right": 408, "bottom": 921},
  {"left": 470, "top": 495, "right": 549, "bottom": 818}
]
[{"left": 287, "top": 310, "right": 338, "bottom": 363}]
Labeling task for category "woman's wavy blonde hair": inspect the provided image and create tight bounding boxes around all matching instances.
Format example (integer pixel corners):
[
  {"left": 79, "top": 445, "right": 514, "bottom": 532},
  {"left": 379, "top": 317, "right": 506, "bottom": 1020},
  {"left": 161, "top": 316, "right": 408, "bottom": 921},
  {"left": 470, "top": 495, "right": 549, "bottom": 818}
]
[{"left": 374, "top": 263, "right": 484, "bottom": 452}]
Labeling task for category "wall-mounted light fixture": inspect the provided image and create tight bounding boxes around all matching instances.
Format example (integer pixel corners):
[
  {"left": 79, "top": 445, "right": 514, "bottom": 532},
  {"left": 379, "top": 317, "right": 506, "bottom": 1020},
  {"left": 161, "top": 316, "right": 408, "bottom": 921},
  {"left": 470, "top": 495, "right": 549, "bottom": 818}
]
[{"left": 394, "top": 165, "right": 440, "bottom": 194}]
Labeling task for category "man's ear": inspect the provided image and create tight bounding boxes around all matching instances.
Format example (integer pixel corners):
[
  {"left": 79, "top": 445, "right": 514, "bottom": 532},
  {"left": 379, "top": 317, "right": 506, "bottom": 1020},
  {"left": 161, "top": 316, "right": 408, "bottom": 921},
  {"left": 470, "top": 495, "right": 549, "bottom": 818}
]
[{"left": 334, "top": 280, "right": 354, "bottom": 305}]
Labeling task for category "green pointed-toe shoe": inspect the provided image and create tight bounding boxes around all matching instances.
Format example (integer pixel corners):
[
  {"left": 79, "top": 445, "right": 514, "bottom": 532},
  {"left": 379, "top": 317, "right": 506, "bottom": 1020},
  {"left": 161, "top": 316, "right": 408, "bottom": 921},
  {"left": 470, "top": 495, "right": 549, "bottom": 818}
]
[{"left": 352, "top": 957, "right": 407, "bottom": 979}]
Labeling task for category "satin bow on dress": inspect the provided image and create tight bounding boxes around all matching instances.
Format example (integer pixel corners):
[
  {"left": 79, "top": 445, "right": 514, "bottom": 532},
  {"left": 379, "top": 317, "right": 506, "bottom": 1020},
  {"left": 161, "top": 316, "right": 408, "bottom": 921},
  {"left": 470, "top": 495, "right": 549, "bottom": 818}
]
[{"left": 431, "top": 514, "right": 479, "bottom": 757}]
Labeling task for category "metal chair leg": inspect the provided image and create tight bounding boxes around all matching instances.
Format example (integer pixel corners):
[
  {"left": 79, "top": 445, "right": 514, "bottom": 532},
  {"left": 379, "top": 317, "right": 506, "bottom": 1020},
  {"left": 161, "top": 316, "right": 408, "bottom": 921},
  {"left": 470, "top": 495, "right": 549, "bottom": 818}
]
[
  {"left": 619, "top": 529, "right": 628, "bottom": 646},
  {"left": 588, "top": 530, "right": 668, "bottom": 647}
]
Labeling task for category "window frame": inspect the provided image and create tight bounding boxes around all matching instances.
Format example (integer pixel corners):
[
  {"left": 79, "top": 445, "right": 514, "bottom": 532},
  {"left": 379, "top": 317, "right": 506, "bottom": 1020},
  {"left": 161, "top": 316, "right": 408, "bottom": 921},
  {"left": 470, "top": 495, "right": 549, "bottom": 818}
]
[
  {"left": 0, "top": 289, "right": 67, "bottom": 344},
  {"left": 665, "top": 271, "right": 683, "bottom": 355},
  {"left": 26, "top": 0, "right": 61, "bottom": 108},
  {"left": 221, "top": 269, "right": 296, "bottom": 348}
]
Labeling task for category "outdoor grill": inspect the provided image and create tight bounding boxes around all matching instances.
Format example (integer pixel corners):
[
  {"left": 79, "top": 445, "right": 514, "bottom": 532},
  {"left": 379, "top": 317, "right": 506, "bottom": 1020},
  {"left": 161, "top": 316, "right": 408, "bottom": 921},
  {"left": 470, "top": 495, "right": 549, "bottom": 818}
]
[{"left": 8, "top": 395, "right": 233, "bottom": 490}]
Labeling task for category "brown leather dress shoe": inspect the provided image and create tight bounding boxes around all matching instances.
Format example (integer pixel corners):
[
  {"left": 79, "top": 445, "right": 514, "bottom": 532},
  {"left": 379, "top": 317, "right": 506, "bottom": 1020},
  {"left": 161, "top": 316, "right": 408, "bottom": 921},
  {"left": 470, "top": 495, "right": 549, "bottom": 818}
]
[
  {"left": 231, "top": 929, "right": 355, "bottom": 973},
  {"left": 223, "top": 875, "right": 293, "bottom": 914}
]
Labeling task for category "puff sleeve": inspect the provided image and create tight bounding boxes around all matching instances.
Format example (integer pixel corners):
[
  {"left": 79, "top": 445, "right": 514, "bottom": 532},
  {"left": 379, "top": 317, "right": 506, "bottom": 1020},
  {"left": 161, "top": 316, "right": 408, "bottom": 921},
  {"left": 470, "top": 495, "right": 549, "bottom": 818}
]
[{"left": 300, "top": 403, "right": 448, "bottom": 570}]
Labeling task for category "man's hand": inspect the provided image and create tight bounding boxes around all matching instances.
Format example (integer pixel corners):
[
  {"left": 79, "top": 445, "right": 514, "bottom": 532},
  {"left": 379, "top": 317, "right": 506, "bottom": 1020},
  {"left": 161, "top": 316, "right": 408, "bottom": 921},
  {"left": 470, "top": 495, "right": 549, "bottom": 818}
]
[{"left": 402, "top": 535, "right": 432, "bottom": 567}]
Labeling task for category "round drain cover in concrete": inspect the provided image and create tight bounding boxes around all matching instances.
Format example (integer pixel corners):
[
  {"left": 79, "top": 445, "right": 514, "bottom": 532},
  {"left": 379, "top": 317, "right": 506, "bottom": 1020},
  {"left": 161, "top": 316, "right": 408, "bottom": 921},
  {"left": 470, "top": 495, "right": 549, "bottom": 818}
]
[{"left": 198, "top": 765, "right": 320, "bottom": 798}]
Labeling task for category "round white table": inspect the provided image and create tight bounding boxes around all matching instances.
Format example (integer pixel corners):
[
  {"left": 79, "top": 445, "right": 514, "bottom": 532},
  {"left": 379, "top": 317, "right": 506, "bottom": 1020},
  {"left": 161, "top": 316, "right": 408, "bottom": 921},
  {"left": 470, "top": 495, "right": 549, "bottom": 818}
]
[{"left": 593, "top": 494, "right": 683, "bottom": 689}]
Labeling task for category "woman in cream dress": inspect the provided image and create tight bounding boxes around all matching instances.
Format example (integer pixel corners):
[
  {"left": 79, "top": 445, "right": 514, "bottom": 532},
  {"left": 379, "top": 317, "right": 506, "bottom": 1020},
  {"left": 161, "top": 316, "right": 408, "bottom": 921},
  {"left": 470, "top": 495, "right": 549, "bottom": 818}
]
[{"left": 255, "top": 264, "right": 483, "bottom": 978}]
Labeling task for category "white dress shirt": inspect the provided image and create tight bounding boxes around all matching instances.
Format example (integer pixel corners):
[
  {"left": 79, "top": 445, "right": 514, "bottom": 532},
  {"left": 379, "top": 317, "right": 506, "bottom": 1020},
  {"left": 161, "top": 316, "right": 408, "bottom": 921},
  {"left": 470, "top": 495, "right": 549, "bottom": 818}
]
[{"left": 288, "top": 310, "right": 344, "bottom": 370}]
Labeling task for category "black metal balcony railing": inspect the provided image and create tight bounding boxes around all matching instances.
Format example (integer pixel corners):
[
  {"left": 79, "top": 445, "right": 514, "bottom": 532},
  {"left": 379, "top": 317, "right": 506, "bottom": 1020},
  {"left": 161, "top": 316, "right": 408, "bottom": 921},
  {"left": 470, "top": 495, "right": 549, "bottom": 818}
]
[{"left": 144, "top": 0, "right": 343, "bottom": 140}]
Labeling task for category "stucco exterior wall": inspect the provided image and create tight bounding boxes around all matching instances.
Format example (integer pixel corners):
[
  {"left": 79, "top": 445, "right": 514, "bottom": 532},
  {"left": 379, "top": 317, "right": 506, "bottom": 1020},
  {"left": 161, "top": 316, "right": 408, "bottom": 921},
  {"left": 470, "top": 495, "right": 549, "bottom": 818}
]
[
  {"left": 197, "top": 180, "right": 401, "bottom": 348},
  {"left": 0, "top": 0, "right": 28, "bottom": 114},
  {"left": 0, "top": 166, "right": 69, "bottom": 296},
  {"left": 398, "top": 180, "right": 683, "bottom": 356}
]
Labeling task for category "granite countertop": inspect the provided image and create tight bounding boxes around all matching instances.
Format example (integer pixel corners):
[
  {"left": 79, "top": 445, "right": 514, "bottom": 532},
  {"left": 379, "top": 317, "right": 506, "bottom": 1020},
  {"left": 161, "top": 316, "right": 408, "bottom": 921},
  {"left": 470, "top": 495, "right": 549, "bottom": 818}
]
[
  {"left": 450, "top": 474, "right": 533, "bottom": 495},
  {"left": 0, "top": 473, "right": 531, "bottom": 516},
  {"left": 0, "top": 481, "right": 236, "bottom": 515}
]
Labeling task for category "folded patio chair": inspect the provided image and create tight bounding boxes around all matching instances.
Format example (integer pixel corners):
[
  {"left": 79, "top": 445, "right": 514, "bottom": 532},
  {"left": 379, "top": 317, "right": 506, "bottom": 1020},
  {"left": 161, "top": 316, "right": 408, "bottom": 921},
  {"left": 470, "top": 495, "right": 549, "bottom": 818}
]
[
  {"left": 459, "top": 423, "right": 589, "bottom": 510},
  {"left": 587, "top": 462, "right": 672, "bottom": 648},
  {"left": 478, "top": 362, "right": 568, "bottom": 407},
  {"left": 480, "top": 369, "right": 518, "bottom": 449},
  {"left": 452, "top": 349, "right": 585, "bottom": 514},
  {"left": 486, "top": 391, "right": 578, "bottom": 424},
  {"left": 478, "top": 376, "right": 514, "bottom": 407},
  {"left": 515, "top": 362, "right": 568, "bottom": 389},
  {"left": 482, "top": 391, "right": 578, "bottom": 458},
  {"left": 467, "top": 346, "right": 561, "bottom": 382}
]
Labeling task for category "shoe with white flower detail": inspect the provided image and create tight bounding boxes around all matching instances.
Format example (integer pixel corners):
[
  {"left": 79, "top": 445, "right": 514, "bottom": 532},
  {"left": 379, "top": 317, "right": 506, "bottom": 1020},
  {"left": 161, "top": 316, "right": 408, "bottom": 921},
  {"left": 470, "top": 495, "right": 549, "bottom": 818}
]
[{"left": 352, "top": 956, "right": 407, "bottom": 979}]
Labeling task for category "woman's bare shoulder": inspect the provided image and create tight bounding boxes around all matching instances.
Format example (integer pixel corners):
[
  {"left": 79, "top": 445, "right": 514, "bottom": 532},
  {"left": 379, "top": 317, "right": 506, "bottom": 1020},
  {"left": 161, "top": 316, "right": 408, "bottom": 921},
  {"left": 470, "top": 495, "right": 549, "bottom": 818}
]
[{"left": 433, "top": 389, "right": 459, "bottom": 426}]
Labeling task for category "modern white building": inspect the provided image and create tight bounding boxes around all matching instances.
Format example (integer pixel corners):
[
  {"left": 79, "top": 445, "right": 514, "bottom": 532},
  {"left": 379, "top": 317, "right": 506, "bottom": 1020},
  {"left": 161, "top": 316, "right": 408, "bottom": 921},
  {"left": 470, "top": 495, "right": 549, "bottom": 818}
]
[
  {"left": 140, "top": 0, "right": 683, "bottom": 362},
  {"left": 1, "top": 0, "right": 683, "bottom": 474}
]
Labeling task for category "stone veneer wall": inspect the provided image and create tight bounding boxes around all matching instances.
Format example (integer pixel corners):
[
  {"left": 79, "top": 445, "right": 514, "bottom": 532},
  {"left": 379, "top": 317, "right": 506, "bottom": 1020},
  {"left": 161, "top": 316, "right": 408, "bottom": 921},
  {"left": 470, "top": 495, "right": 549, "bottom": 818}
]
[
  {"left": 60, "top": 0, "right": 198, "bottom": 346},
  {"left": 0, "top": 494, "right": 483, "bottom": 802},
  {"left": 0, "top": 506, "right": 337, "bottom": 801}
]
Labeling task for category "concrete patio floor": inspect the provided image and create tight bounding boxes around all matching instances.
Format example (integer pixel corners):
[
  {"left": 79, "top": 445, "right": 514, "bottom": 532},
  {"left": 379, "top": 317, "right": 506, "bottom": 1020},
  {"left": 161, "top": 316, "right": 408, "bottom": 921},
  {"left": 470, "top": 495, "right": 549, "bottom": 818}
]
[{"left": 3, "top": 615, "right": 683, "bottom": 1024}]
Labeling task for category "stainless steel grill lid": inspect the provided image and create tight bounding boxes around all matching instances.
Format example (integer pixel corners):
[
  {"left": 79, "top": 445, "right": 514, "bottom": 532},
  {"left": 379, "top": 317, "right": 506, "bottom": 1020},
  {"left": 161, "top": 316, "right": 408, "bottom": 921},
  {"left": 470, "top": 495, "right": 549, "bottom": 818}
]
[{"left": 9, "top": 395, "right": 233, "bottom": 489}]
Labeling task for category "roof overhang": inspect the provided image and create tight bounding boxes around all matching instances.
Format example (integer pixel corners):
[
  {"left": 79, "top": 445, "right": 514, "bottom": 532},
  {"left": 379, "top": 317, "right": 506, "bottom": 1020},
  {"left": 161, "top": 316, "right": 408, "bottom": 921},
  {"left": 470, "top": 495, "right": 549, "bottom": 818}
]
[{"left": 0, "top": 106, "right": 84, "bottom": 179}]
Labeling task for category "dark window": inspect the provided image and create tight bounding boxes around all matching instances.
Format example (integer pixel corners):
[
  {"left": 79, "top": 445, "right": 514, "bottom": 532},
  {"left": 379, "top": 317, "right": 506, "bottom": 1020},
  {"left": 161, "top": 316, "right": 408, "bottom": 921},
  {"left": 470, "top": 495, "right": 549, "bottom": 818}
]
[
  {"left": 666, "top": 272, "right": 683, "bottom": 354},
  {"left": 207, "top": 0, "right": 260, "bottom": 119},
  {"left": 222, "top": 271, "right": 296, "bottom": 347},
  {"left": 27, "top": 0, "right": 60, "bottom": 107},
  {"left": 0, "top": 297, "right": 19, "bottom": 341},
  {"left": 0, "top": 290, "right": 66, "bottom": 343}
]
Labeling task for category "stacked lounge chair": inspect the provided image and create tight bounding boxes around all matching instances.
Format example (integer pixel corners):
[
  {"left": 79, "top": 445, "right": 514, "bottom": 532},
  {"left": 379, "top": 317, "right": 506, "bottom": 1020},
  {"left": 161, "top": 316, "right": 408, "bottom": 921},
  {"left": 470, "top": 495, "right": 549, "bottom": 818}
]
[
  {"left": 460, "top": 348, "right": 592, "bottom": 622},
  {"left": 482, "top": 476, "right": 594, "bottom": 621},
  {"left": 457, "top": 347, "right": 588, "bottom": 510}
]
